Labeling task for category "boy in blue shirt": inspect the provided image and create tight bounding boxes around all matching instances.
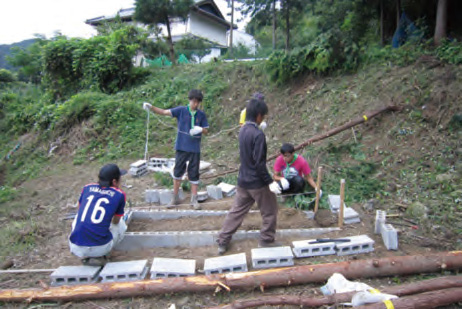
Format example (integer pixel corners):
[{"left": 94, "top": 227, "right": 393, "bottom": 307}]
[
  {"left": 69, "top": 164, "right": 128, "bottom": 266},
  {"left": 143, "top": 89, "right": 209, "bottom": 209}
]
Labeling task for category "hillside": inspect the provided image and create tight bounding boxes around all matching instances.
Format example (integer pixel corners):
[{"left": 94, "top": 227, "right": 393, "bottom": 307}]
[
  {"left": 0, "top": 39, "right": 36, "bottom": 71},
  {"left": 0, "top": 57, "right": 461, "bottom": 306}
]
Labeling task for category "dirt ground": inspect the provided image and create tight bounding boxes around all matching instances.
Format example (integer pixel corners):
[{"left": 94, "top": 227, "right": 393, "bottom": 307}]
[{"left": 0, "top": 160, "right": 453, "bottom": 309}]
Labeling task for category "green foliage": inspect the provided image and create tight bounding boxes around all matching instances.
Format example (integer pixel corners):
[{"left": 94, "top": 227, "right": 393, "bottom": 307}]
[
  {"left": 435, "top": 40, "right": 462, "bottom": 64},
  {"left": 175, "top": 37, "right": 212, "bottom": 63},
  {"left": 0, "top": 185, "right": 16, "bottom": 203},
  {"left": 5, "top": 37, "right": 47, "bottom": 83},
  {"left": 0, "top": 69, "right": 16, "bottom": 83}
]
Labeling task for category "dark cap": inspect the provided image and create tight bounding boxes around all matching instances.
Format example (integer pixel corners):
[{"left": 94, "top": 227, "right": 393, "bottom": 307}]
[{"left": 98, "top": 164, "right": 127, "bottom": 187}]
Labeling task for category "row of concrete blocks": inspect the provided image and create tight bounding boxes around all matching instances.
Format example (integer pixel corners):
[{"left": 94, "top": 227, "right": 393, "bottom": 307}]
[
  {"left": 52, "top": 235, "right": 375, "bottom": 286},
  {"left": 374, "top": 210, "right": 398, "bottom": 250},
  {"left": 328, "top": 195, "right": 361, "bottom": 224},
  {"left": 145, "top": 188, "right": 184, "bottom": 204}
]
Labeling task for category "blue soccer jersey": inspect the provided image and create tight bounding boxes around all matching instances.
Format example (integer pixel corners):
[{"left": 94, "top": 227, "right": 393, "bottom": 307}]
[{"left": 69, "top": 183, "right": 126, "bottom": 247}]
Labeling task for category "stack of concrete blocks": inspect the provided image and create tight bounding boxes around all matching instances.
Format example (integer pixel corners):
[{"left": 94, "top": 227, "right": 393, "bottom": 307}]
[
  {"left": 50, "top": 265, "right": 101, "bottom": 286},
  {"left": 129, "top": 160, "right": 148, "bottom": 177},
  {"left": 145, "top": 189, "right": 160, "bottom": 203},
  {"left": 374, "top": 210, "right": 387, "bottom": 234},
  {"left": 206, "top": 185, "right": 223, "bottom": 200},
  {"left": 217, "top": 182, "right": 236, "bottom": 197},
  {"left": 150, "top": 258, "right": 196, "bottom": 278},
  {"left": 158, "top": 188, "right": 184, "bottom": 205},
  {"left": 335, "top": 235, "right": 375, "bottom": 256},
  {"left": 197, "top": 191, "right": 209, "bottom": 202},
  {"left": 292, "top": 239, "right": 336, "bottom": 258},
  {"left": 147, "top": 157, "right": 169, "bottom": 172},
  {"left": 204, "top": 253, "right": 248, "bottom": 275},
  {"left": 328, "top": 194, "right": 360, "bottom": 224},
  {"left": 251, "top": 246, "right": 294, "bottom": 269},
  {"left": 381, "top": 223, "right": 398, "bottom": 250},
  {"left": 99, "top": 260, "right": 149, "bottom": 283}
]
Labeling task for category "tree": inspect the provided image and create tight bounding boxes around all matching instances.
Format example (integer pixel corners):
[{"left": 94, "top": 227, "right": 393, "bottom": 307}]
[
  {"left": 280, "top": 0, "right": 304, "bottom": 50},
  {"left": 0, "top": 69, "right": 16, "bottom": 83},
  {"left": 434, "top": 0, "right": 448, "bottom": 45},
  {"left": 134, "top": 0, "right": 193, "bottom": 64},
  {"left": 175, "top": 37, "right": 212, "bottom": 63}
]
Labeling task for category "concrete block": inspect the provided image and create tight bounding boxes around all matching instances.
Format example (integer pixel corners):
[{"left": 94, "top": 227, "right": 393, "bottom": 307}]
[
  {"left": 51, "top": 265, "right": 101, "bottom": 286},
  {"left": 130, "top": 160, "right": 147, "bottom": 168},
  {"left": 178, "top": 188, "right": 184, "bottom": 201},
  {"left": 251, "top": 246, "right": 294, "bottom": 269},
  {"left": 204, "top": 253, "right": 247, "bottom": 275},
  {"left": 159, "top": 189, "right": 173, "bottom": 205},
  {"left": 343, "top": 207, "right": 360, "bottom": 224},
  {"left": 304, "top": 211, "right": 315, "bottom": 219},
  {"left": 206, "top": 185, "right": 223, "bottom": 200},
  {"left": 381, "top": 223, "right": 398, "bottom": 250},
  {"left": 292, "top": 240, "right": 336, "bottom": 258},
  {"left": 150, "top": 258, "right": 196, "bottom": 278},
  {"left": 375, "top": 210, "right": 387, "bottom": 234},
  {"left": 217, "top": 182, "right": 236, "bottom": 197},
  {"left": 99, "top": 260, "right": 148, "bottom": 283},
  {"left": 145, "top": 189, "right": 159, "bottom": 203},
  {"left": 197, "top": 191, "right": 208, "bottom": 202},
  {"left": 328, "top": 195, "right": 346, "bottom": 213},
  {"left": 336, "top": 235, "right": 375, "bottom": 256}
]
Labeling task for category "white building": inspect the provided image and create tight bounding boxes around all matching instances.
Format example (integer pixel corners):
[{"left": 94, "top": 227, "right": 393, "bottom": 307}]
[{"left": 86, "top": 0, "right": 256, "bottom": 63}]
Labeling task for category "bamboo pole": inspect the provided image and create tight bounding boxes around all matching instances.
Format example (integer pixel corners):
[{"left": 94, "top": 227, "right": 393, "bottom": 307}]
[
  {"left": 313, "top": 166, "right": 323, "bottom": 213},
  {"left": 202, "top": 105, "right": 402, "bottom": 180},
  {"left": 1, "top": 251, "right": 461, "bottom": 303},
  {"left": 338, "top": 179, "right": 345, "bottom": 228}
]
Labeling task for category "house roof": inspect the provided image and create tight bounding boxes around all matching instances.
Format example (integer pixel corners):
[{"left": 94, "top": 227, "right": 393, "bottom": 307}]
[{"left": 85, "top": 0, "right": 236, "bottom": 29}]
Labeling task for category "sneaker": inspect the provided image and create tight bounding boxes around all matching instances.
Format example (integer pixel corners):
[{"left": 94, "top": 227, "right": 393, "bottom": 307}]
[
  {"left": 190, "top": 195, "right": 201, "bottom": 210},
  {"left": 81, "top": 256, "right": 107, "bottom": 267},
  {"left": 217, "top": 244, "right": 228, "bottom": 255},
  {"left": 258, "top": 240, "right": 283, "bottom": 248},
  {"left": 166, "top": 194, "right": 181, "bottom": 209}
]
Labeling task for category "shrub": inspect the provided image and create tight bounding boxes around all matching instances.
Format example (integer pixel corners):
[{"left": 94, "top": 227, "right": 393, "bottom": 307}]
[{"left": 0, "top": 69, "right": 16, "bottom": 83}]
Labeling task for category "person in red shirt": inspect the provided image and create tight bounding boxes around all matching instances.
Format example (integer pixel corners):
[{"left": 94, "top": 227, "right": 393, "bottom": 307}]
[{"left": 273, "top": 143, "right": 318, "bottom": 194}]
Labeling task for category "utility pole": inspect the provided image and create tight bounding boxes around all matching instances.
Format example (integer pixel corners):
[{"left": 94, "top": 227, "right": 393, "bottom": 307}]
[{"left": 229, "top": 0, "right": 234, "bottom": 58}]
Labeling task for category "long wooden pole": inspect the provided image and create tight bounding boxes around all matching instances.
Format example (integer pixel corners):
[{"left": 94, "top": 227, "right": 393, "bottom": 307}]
[
  {"left": 0, "top": 251, "right": 461, "bottom": 303},
  {"left": 202, "top": 105, "right": 402, "bottom": 180},
  {"left": 313, "top": 166, "right": 322, "bottom": 213},
  {"left": 213, "top": 276, "right": 462, "bottom": 309},
  {"left": 338, "top": 179, "right": 345, "bottom": 227}
]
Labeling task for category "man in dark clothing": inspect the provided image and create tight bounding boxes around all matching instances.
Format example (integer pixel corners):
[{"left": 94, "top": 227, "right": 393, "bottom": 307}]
[{"left": 217, "top": 97, "right": 281, "bottom": 255}]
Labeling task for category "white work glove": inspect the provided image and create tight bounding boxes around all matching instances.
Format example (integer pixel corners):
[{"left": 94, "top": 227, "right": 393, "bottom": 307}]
[
  {"left": 143, "top": 102, "right": 152, "bottom": 111},
  {"left": 259, "top": 121, "right": 267, "bottom": 131},
  {"left": 317, "top": 188, "right": 323, "bottom": 199},
  {"left": 269, "top": 181, "right": 281, "bottom": 195},
  {"left": 280, "top": 178, "right": 290, "bottom": 190},
  {"left": 189, "top": 126, "right": 203, "bottom": 136}
]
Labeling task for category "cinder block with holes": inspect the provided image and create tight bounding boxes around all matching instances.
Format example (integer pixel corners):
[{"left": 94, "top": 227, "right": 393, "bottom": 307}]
[
  {"left": 343, "top": 207, "right": 360, "bottom": 224},
  {"left": 292, "top": 240, "right": 336, "bottom": 258},
  {"left": 203, "top": 253, "right": 247, "bottom": 275},
  {"left": 206, "top": 185, "right": 223, "bottom": 200},
  {"left": 99, "top": 260, "right": 149, "bottom": 283},
  {"left": 150, "top": 258, "right": 196, "bottom": 278},
  {"left": 375, "top": 210, "right": 387, "bottom": 234},
  {"left": 251, "top": 246, "right": 294, "bottom": 269},
  {"left": 50, "top": 265, "right": 101, "bottom": 286},
  {"left": 328, "top": 195, "right": 346, "bottom": 213},
  {"left": 381, "top": 223, "right": 398, "bottom": 250},
  {"left": 335, "top": 235, "right": 375, "bottom": 256}
]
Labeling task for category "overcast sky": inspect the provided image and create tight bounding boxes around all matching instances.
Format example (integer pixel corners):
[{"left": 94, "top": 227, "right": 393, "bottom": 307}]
[{"left": 0, "top": 0, "right": 241, "bottom": 45}]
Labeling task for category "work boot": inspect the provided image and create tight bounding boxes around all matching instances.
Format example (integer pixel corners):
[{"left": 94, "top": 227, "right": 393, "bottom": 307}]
[
  {"left": 190, "top": 195, "right": 201, "bottom": 210},
  {"left": 166, "top": 193, "right": 181, "bottom": 209}
]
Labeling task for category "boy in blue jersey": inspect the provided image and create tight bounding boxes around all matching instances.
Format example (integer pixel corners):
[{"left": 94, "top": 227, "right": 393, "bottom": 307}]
[
  {"left": 69, "top": 164, "right": 128, "bottom": 266},
  {"left": 143, "top": 89, "right": 209, "bottom": 210}
]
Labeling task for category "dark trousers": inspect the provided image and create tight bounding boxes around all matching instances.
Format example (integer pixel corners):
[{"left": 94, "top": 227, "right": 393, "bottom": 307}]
[
  {"left": 282, "top": 175, "right": 306, "bottom": 194},
  {"left": 217, "top": 185, "right": 278, "bottom": 246}
]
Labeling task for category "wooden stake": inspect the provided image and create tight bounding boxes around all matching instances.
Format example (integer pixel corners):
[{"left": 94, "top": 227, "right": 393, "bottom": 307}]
[
  {"left": 339, "top": 179, "right": 345, "bottom": 228},
  {"left": 314, "top": 166, "right": 323, "bottom": 213}
]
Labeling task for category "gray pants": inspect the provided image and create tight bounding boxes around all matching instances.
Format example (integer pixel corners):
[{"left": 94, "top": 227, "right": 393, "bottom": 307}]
[
  {"left": 69, "top": 219, "right": 127, "bottom": 258},
  {"left": 217, "top": 185, "right": 278, "bottom": 246}
]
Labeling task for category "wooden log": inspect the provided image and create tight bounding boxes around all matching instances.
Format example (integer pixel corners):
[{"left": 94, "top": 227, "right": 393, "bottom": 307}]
[
  {"left": 1, "top": 251, "right": 461, "bottom": 303},
  {"left": 213, "top": 276, "right": 462, "bottom": 309},
  {"left": 356, "top": 287, "right": 462, "bottom": 309},
  {"left": 338, "top": 179, "right": 345, "bottom": 228},
  {"left": 313, "top": 166, "right": 323, "bottom": 213},
  {"left": 203, "top": 105, "right": 402, "bottom": 180}
]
